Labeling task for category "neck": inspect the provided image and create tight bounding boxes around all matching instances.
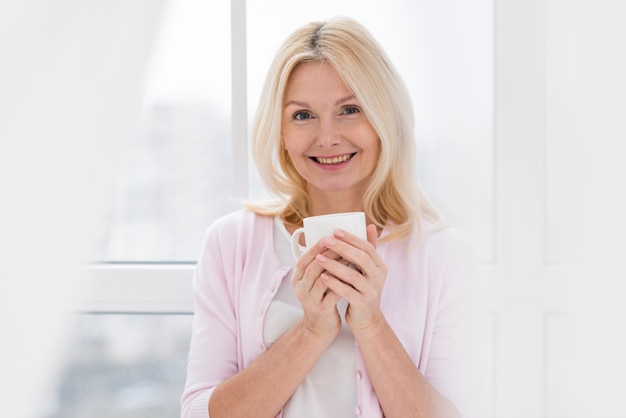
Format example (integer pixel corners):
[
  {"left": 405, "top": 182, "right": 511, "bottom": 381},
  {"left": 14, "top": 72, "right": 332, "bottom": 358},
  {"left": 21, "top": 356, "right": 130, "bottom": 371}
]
[{"left": 307, "top": 188, "right": 365, "bottom": 216}]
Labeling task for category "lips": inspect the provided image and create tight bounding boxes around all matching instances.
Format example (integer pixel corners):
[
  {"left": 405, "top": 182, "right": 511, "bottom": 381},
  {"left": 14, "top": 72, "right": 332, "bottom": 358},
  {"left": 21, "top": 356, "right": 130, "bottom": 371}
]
[{"left": 312, "top": 153, "right": 356, "bottom": 165}]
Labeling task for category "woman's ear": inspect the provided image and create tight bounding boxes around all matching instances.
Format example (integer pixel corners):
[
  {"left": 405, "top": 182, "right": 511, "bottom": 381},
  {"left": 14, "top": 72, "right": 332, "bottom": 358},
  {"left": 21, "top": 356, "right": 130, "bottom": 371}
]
[
  {"left": 280, "top": 133, "right": 288, "bottom": 154},
  {"left": 281, "top": 139, "right": 290, "bottom": 161}
]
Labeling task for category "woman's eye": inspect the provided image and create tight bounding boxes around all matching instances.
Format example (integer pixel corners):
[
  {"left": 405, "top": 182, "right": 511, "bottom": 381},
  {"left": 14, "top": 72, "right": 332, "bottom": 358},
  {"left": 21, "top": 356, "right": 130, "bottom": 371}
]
[
  {"left": 293, "top": 111, "right": 312, "bottom": 121},
  {"left": 342, "top": 106, "right": 360, "bottom": 115}
]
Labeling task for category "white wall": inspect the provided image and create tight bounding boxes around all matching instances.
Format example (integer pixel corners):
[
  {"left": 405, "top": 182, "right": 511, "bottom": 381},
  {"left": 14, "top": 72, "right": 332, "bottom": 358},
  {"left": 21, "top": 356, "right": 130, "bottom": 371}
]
[
  {"left": 0, "top": 1, "right": 165, "bottom": 416},
  {"left": 491, "top": 0, "right": 626, "bottom": 416}
]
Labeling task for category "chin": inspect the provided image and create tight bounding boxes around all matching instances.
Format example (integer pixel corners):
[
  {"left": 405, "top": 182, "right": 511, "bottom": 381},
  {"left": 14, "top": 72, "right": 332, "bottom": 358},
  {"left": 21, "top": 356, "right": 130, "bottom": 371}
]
[{"left": 312, "top": 180, "right": 366, "bottom": 195}]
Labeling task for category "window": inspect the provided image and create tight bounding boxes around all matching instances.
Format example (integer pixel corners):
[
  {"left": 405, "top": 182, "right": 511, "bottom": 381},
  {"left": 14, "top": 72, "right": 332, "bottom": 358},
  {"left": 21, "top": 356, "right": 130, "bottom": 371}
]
[
  {"left": 99, "top": 0, "right": 495, "bottom": 263},
  {"left": 42, "top": 315, "right": 191, "bottom": 418},
  {"left": 102, "top": 0, "right": 236, "bottom": 262},
  {"left": 70, "top": 1, "right": 495, "bottom": 416}
]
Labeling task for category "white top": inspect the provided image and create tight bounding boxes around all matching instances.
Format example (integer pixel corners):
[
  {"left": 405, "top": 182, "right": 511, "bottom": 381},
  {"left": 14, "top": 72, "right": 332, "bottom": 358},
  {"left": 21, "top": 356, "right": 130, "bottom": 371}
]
[{"left": 262, "top": 217, "right": 357, "bottom": 418}]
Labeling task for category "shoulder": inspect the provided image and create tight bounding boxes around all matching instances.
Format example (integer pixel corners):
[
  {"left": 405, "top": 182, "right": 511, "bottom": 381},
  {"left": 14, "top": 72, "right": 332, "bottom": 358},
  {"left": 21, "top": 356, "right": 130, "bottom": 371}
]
[
  {"left": 419, "top": 220, "right": 475, "bottom": 261},
  {"left": 196, "top": 210, "right": 275, "bottom": 272},
  {"left": 384, "top": 215, "right": 469, "bottom": 256},
  {"left": 201, "top": 209, "right": 274, "bottom": 253},
  {"left": 385, "top": 219, "right": 477, "bottom": 276},
  {"left": 208, "top": 209, "right": 273, "bottom": 236}
]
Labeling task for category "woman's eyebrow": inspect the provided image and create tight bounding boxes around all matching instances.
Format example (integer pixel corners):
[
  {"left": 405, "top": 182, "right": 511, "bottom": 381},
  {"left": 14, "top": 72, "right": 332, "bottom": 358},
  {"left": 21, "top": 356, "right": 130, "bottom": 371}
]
[
  {"left": 284, "top": 95, "right": 356, "bottom": 108},
  {"left": 284, "top": 100, "right": 308, "bottom": 108},
  {"left": 335, "top": 94, "right": 355, "bottom": 106}
]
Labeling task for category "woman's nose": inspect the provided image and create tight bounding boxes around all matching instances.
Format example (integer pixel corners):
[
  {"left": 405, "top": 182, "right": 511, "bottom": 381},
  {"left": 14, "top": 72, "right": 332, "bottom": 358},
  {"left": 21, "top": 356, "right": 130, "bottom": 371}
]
[{"left": 315, "top": 118, "right": 341, "bottom": 148}]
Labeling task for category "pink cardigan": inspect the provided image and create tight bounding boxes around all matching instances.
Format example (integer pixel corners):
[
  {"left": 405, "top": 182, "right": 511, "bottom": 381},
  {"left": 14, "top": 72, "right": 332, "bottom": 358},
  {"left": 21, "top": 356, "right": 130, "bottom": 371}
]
[{"left": 181, "top": 210, "right": 480, "bottom": 418}]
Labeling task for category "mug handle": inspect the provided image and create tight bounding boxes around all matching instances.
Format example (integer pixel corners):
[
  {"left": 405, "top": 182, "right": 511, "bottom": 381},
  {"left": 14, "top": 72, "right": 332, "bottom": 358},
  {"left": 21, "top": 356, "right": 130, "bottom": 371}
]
[{"left": 290, "top": 228, "right": 306, "bottom": 260}]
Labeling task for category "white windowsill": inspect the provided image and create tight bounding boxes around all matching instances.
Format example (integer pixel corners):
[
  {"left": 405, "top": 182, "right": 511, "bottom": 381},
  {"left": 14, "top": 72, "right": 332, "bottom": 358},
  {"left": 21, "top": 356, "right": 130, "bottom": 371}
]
[{"left": 77, "top": 263, "right": 195, "bottom": 314}]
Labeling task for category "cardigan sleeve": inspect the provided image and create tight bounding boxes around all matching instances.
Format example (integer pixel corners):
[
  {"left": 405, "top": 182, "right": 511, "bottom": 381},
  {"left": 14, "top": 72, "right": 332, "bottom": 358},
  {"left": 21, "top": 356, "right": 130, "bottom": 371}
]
[
  {"left": 181, "top": 223, "right": 240, "bottom": 418},
  {"left": 423, "top": 229, "right": 482, "bottom": 418}
]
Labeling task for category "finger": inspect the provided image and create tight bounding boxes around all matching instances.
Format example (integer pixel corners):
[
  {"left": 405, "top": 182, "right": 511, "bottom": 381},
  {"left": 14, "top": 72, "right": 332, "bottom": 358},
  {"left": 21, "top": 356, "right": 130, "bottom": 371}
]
[
  {"left": 295, "top": 243, "right": 343, "bottom": 274},
  {"left": 301, "top": 248, "right": 342, "bottom": 283},
  {"left": 292, "top": 242, "right": 326, "bottom": 275},
  {"left": 308, "top": 276, "right": 331, "bottom": 302},
  {"left": 321, "top": 271, "right": 360, "bottom": 300},
  {"left": 316, "top": 253, "right": 364, "bottom": 290},
  {"left": 321, "top": 287, "right": 342, "bottom": 308},
  {"left": 321, "top": 235, "right": 384, "bottom": 273},
  {"left": 293, "top": 247, "right": 343, "bottom": 299},
  {"left": 291, "top": 242, "right": 333, "bottom": 286},
  {"left": 333, "top": 229, "right": 384, "bottom": 267}
]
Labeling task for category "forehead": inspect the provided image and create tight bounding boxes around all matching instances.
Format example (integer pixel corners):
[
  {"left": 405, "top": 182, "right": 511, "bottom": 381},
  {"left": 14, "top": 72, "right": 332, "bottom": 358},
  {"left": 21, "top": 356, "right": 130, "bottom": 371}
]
[{"left": 285, "top": 61, "right": 352, "bottom": 98}]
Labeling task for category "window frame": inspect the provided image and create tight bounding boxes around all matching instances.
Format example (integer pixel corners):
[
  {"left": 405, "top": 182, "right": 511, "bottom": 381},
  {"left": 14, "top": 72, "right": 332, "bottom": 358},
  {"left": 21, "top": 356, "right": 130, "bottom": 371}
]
[{"left": 80, "top": 0, "right": 247, "bottom": 315}]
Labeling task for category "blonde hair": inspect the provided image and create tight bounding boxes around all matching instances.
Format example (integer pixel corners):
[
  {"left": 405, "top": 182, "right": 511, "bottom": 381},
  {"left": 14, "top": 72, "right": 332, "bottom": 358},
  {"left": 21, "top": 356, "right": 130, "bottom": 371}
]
[{"left": 245, "top": 16, "right": 441, "bottom": 241}]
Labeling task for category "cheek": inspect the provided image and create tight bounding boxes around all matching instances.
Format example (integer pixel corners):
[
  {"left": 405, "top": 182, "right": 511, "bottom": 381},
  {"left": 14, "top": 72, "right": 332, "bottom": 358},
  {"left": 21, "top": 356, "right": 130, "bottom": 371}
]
[
  {"left": 282, "top": 133, "right": 307, "bottom": 155},
  {"left": 283, "top": 146, "right": 304, "bottom": 169},
  {"left": 366, "top": 142, "right": 382, "bottom": 171},
  {"left": 282, "top": 141, "right": 297, "bottom": 157}
]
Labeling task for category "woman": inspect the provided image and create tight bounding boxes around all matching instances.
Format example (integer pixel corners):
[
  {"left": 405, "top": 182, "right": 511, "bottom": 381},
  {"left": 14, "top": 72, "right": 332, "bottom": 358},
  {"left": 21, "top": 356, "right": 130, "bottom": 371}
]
[{"left": 181, "top": 17, "right": 479, "bottom": 418}]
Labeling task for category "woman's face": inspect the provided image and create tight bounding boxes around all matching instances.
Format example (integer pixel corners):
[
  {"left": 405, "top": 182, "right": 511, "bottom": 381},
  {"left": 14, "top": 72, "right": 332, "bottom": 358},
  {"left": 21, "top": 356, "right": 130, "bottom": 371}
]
[{"left": 281, "top": 62, "right": 380, "bottom": 204}]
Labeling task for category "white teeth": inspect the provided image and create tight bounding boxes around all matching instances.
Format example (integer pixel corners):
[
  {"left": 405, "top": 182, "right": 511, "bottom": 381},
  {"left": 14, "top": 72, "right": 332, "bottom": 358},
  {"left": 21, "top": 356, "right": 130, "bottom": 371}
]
[{"left": 316, "top": 154, "right": 352, "bottom": 165}]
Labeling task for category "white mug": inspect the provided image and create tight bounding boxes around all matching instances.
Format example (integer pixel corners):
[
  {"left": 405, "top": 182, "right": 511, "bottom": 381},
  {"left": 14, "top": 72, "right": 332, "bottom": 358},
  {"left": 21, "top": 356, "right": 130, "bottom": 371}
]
[{"left": 290, "top": 212, "right": 367, "bottom": 260}]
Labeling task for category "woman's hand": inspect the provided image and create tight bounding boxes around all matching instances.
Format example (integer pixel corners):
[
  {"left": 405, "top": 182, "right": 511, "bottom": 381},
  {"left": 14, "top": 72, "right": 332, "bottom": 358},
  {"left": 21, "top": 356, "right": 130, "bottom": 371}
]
[
  {"left": 315, "top": 224, "right": 388, "bottom": 331},
  {"left": 291, "top": 243, "right": 344, "bottom": 339}
]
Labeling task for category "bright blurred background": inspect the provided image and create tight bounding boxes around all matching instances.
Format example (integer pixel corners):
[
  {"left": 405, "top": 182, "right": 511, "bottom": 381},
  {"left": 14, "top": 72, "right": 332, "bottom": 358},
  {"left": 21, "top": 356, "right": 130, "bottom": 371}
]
[{"left": 1, "top": 0, "right": 624, "bottom": 417}]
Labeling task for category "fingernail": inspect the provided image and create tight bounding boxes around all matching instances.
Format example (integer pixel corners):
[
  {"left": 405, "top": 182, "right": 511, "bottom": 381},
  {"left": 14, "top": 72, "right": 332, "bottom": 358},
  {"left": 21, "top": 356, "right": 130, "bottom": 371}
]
[
  {"left": 334, "top": 230, "right": 346, "bottom": 238},
  {"left": 316, "top": 253, "right": 328, "bottom": 263},
  {"left": 325, "top": 237, "right": 337, "bottom": 246}
]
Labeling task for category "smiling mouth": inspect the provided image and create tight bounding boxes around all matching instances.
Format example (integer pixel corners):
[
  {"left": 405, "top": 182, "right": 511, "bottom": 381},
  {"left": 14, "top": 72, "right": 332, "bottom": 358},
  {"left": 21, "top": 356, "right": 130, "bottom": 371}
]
[{"left": 312, "top": 153, "right": 356, "bottom": 165}]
